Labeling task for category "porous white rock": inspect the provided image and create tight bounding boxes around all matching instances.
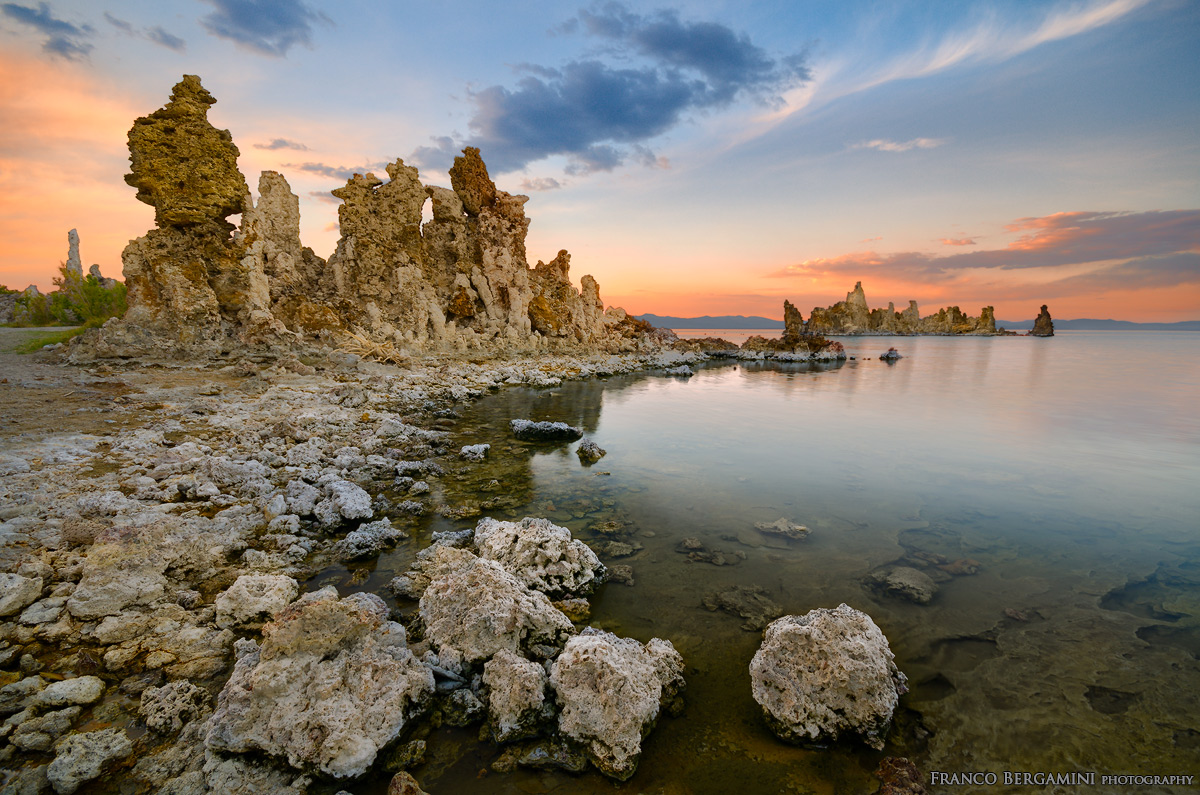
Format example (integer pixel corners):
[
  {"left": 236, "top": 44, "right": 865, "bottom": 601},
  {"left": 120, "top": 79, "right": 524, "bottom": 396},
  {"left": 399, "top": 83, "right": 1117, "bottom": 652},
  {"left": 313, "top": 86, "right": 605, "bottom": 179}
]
[
  {"left": 38, "top": 676, "right": 105, "bottom": 708},
  {"left": 140, "top": 679, "right": 209, "bottom": 734},
  {"left": 420, "top": 553, "right": 575, "bottom": 664},
  {"left": 550, "top": 629, "right": 685, "bottom": 780},
  {"left": 206, "top": 587, "right": 435, "bottom": 779},
  {"left": 460, "top": 443, "right": 490, "bottom": 461},
  {"left": 388, "top": 543, "right": 477, "bottom": 600},
  {"left": 10, "top": 707, "right": 81, "bottom": 752},
  {"left": 48, "top": 727, "right": 134, "bottom": 794},
  {"left": 214, "top": 574, "right": 299, "bottom": 629},
  {"left": 66, "top": 540, "right": 168, "bottom": 620},
  {"left": 0, "top": 573, "right": 42, "bottom": 617},
  {"left": 474, "top": 516, "right": 606, "bottom": 598},
  {"left": 332, "top": 519, "right": 407, "bottom": 561},
  {"left": 749, "top": 604, "right": 907, "bottom": 750},
  {"left": 482, "top": 649, "right": 549, "bottom": 743},
  {"left": 313, "top": 478, "right": 373, "bottom": 526}
]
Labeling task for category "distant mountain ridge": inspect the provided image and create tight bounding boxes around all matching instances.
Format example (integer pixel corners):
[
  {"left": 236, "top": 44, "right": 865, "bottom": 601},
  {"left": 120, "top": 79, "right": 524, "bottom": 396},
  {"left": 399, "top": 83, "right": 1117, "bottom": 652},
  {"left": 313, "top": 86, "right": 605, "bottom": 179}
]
[
  {"left": 996, "top": 318, "right": 1200, "bottom": 331},
  {"left": 639, "top": 314, "right": 1199, "bottom": 332}
]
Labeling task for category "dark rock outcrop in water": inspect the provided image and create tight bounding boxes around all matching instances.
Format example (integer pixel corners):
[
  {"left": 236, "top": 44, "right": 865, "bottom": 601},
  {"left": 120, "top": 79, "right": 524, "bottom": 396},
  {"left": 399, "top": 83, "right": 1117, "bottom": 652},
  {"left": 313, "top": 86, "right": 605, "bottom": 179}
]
[
  {"left": 76, "top": 75, "right": 648, "bottom": 360},
  {"left": 1030, "top": 305, "right": 1055, "bottom": 337},
  {"left": 801, "top": 282, "right": 1048, "bottom": 337}
]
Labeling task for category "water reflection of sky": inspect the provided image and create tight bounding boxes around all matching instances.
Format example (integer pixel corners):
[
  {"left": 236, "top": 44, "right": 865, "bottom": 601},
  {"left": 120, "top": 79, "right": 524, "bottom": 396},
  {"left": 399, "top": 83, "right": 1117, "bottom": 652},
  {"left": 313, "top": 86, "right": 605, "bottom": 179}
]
[
  {"left": 609, "top": 337, "right": 1188, "bottom": 536},
  {"left": 447, "top": 331, "right": 1200, "bottom": 793}
]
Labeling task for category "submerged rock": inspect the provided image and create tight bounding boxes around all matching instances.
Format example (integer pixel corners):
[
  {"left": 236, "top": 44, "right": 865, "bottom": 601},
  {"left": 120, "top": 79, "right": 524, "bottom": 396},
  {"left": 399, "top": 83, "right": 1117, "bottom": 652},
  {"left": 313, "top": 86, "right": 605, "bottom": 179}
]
[
  {"left": 880, "top": 347, "right": 903, "bottom": 361},
  {"left": 206, "top": 587, "right": 435, "bottom": 779},
  {"left": 550, "top": 628, "right": 685, "bottom": 780},
  {"left": 753, "top": 518, "right": 810, "bottom": 540},
  {"left": 866, "top": 567, "right": 938, "bottom": 605},
  {"left": 750, "top": 604, "right": 907, "bottom": 750},
  {"left": 576, "top": 438, "right": 606, "bottom": 464},
  {"left": 474, "top": 516, "right": 606, "bottom": 598},
  {"left": 702, "top": 585, "right": 783, "bottom": 631},
  {"left": 510, "top": 419, "right": 584, "bottom": 441}
]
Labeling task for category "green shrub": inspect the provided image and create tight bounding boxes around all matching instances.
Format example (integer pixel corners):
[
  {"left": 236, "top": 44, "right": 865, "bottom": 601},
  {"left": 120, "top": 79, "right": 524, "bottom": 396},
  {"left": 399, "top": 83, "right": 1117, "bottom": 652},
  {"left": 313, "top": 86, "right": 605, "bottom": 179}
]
[{"left": 9, "top": 264, "right": 126, "bottom": 327}]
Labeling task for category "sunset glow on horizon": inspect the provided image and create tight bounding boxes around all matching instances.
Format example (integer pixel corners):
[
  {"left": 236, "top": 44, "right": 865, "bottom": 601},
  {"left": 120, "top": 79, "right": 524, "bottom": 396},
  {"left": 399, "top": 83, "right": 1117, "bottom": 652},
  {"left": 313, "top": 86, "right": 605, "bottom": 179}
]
[{"left": 1, "top": 0, "right": 1197, "bottom": 322}]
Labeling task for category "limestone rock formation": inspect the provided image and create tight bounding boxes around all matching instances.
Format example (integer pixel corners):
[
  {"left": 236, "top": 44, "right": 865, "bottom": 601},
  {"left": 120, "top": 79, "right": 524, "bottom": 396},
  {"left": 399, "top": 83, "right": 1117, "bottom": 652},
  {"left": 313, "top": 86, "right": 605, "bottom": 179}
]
[
  {"left": 419, "top": 552, "right": 576, "bottom": 665},
  {"left": 1031, "top": 304, "right": 1055, "bottom": 336},
  {"left": 550, "top": 629, "right": 685, "bottom": 780},
  {"left": 125, "top": 75, "right": 247, "bottom": 228},
  {"left": 473, "top": 516, "right": 606, "bottom": 599},
  {"left": 66, "top": 228, "right": 82, "bottom": 275},
  {"left": 481, "top": 649, "right": 551, "bottom": 743},
  {"left": 802, "top": 282, "right": 1010, "bottom": 336},
  {"left": 48, "top": 727, "right": 134, "bottom": 794},
  {"left": 77, "top": 75, "right": 646, "bottom": 360},
  {"left": 750, "top": 604, "right": 907, "bottom": 749},
  {"left": 205, "top": 588, "right": 435, "bottom": 779},
  {"left": 214, "top": 574, "right": 299, "bottom": 629}
]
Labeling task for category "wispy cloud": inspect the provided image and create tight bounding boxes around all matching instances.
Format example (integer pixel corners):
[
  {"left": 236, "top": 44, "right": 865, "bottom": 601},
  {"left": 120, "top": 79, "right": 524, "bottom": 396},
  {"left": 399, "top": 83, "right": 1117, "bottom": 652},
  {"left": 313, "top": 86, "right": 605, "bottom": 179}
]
[
  {"left": 520, "top": 177, "right": 564, "bottom": 192},
  {"left": 282, "top": 161, "right": 388, "bottom": 182},
  {"left": 941, "top": 237, "right": 976, "bottom": 246},
  {"left": 254, "top": 138, "right": 309, "bottom": 151},
  {"left": 104, "top": 13, "right": 186, "bottom": 52},
  {"left": 415, "top": 2, "right": 809, "bottom": 175},
  {"left": 2, "top": 2, "right": 94, "bottom": 60},
  {"left": 199, "top": 0, "right": 330, "bottom": 57},
  {"left": 146, "top": 26, "right": 185, "bottom": 52},
  {"left": 853, "top": 137, "right": 947, "bottom": 153},
  {"left": 757, "top": 0, "right": 1153, "bottom": 140},
  {"left": 769, "top": 210, "right": 1200, "bottom": 297}
]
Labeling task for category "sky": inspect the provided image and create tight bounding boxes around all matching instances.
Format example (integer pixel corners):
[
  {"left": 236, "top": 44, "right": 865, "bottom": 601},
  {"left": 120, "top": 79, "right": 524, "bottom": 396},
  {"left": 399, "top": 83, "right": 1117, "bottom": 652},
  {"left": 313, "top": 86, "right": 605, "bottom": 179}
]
[{"left": 1, "top": 0, "right": 1197, "bottom": 322}]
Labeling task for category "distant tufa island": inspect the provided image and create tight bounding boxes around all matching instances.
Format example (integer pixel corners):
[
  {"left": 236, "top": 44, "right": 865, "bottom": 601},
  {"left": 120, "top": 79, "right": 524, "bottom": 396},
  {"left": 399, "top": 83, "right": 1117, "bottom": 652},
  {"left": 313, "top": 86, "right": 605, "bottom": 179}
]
[{"left": 642, "top": 283, "right": 1054, "bottom": 337}]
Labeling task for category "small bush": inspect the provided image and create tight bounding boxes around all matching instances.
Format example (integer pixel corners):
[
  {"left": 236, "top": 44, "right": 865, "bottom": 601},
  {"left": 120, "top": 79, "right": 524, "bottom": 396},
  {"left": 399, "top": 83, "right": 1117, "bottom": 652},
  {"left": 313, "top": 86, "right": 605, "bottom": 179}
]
[{"left": 9, "top": 263, "right": 126, "bottom": 327}]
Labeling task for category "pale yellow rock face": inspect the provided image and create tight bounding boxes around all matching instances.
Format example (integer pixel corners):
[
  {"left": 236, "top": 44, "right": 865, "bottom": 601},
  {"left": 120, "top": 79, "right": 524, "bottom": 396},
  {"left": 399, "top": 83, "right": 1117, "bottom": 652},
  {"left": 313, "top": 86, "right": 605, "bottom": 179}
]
[
  {"left": 125, "top": 75, "right": 248, "bottom": 228},
  {"left": 83, "top": 75, "right": 644, "bottom": 359},
  {"left": 805, "top": 281, "right": 1001, "bottom": 335}
]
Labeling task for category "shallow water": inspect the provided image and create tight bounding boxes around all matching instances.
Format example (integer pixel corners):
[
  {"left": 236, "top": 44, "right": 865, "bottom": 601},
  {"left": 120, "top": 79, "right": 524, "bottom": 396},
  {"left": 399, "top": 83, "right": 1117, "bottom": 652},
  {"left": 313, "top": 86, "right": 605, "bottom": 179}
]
[{"left": 342, "top": 332, "right": 1200, "bottom": 794}]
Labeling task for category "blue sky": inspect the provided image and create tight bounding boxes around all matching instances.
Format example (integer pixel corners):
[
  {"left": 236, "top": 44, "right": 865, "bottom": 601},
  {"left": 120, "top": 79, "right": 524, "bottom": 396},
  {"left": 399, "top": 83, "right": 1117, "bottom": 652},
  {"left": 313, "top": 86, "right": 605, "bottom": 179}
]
[{"left": 1, "top": 0, "right": 1197, "bottom": 320}]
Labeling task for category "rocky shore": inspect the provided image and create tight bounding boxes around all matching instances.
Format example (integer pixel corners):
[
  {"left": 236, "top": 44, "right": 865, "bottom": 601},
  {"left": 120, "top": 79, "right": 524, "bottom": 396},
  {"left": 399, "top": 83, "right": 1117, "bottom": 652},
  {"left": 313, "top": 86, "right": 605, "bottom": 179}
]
[
  {"left": 0, "top": 343, "right": 712, "bottom": 793},
  {"left": 0, "top": 74, "right": 955, "bottom": 793}
]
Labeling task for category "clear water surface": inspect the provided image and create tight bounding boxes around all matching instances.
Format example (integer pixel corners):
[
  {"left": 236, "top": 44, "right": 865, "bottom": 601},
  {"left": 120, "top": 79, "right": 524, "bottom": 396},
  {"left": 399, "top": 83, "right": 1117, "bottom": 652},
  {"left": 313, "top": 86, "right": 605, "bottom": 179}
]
[{"left": 336, "top": 331, "right": 1200, "bottom": 794}]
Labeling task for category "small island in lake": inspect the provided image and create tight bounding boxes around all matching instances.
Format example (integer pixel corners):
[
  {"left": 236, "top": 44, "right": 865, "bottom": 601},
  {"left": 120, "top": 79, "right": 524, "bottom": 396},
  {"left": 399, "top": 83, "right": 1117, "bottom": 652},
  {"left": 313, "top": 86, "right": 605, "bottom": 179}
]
[{"left": 788, "top": 281, "right": 1054, "bottom": 337}]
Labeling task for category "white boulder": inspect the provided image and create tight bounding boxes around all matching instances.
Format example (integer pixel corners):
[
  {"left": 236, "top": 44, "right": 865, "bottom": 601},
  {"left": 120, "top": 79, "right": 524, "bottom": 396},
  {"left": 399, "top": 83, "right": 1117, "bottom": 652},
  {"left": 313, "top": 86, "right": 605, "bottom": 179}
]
[
  {"left": 749, "top": 604, "right": 907, "bottom": 750},
  {"left": 420, "top": 553, "right": 575, "bottom": 665},
  {"left": 206, "top": 587, "right": 435, "bottom": 779},
  {"left": 550, "top": 628, "right": 685, "bottom": 780},
  {"left": 214, "top": 574, "right": 299, "bottom": 629},
  {"left": 473, "top": 516, "right": 605, "bottom": 598}
]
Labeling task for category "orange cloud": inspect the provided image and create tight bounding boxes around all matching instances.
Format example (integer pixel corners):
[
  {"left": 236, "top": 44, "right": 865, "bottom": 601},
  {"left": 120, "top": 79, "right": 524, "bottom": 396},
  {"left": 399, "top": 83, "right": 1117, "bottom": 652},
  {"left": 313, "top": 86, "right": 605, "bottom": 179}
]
[
  {"left": 940, "top": 237, "right": 976, "bottom": 246},
  {"left": 759, "top": 210, "right": 1200, "bottom": 322}
]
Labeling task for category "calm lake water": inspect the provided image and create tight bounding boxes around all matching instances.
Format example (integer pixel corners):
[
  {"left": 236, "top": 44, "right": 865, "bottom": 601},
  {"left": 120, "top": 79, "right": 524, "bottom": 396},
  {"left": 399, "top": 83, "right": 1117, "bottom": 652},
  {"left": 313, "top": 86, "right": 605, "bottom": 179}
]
[{"left": 345, "top": 331, "right": 1200, "bottom": 794}]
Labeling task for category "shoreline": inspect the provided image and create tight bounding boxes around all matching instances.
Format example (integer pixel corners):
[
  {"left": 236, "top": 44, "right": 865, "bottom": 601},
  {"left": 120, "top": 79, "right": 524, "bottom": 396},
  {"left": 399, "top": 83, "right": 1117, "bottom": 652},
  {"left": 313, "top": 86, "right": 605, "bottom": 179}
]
[{"left": 0, "top": 342, "right": 717, "bottom": 791}]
